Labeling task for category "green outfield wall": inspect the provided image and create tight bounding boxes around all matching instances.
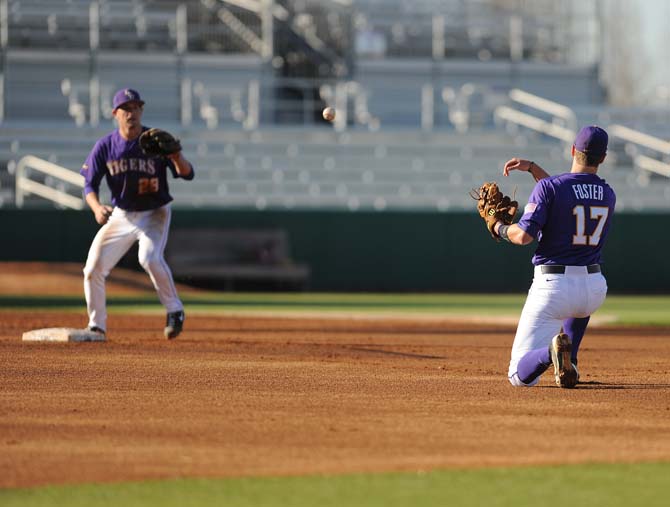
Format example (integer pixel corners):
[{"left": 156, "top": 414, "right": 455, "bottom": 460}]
[{"left": 0, "top": 209, "right": 666, "bottom": 292}]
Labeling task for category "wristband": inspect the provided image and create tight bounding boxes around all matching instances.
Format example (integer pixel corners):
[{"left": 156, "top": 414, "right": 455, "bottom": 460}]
[
  {"left": 498, "top": 224, "right": 512, "bottom": 242},
  {"left": 528, "top": 161, "right": 535, "bottom": 173}
]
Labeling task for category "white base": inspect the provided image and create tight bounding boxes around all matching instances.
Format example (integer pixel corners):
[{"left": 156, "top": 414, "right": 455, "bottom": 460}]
[{"left": 22, "top": 327, "right": 106, "bottom": 342}]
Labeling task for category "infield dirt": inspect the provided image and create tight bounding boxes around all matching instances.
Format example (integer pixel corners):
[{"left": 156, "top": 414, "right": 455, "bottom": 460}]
[{"left": 1, "top": 264, "right": 669, "bottom": 488}]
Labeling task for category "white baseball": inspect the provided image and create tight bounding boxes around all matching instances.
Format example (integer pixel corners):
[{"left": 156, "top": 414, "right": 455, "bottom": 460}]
[{"left": 322, "top": 107, "right": 336, "bottom": 121}]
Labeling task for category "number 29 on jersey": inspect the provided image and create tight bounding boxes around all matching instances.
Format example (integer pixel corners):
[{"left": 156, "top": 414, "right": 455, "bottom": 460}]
[{"left": 138, "top": 177, "right": 159, "bottom": 195}]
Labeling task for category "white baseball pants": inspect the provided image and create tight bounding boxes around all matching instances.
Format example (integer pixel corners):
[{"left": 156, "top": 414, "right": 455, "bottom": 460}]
[
  {"left": 508, "top": 265, "right": 608, "bottom": 384},
  {"left": 83, "top": 204, "right": 183, "bottom": 331}
]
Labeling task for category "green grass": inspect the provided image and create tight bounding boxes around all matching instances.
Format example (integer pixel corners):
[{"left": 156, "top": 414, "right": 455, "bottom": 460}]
[
  {"left": 2, "top": 292, "right": 670, "bottom": 326},
  {"left": 597, "top": 295, "right": 670, "bottom": 325},
  {"left": 2, "top": 462, "right": 669, "bottom": 507}
]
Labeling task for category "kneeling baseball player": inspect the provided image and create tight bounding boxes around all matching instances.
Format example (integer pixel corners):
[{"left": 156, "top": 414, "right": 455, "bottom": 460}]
[
  {"left": 473, "top": 126, "right": 616, "bottom": 388},
  {"left": 80, "top": 88, "right": 194, "bottom": 339}
]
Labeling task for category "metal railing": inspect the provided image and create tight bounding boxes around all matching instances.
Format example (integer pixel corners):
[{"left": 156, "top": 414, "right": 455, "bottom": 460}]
[
  {"left": 58, "top": 71, "right": 382, "bottom": 131},
  {"left": 494, "top": 89, "right": 577, "bottom": 144},
  {"left": 508, "top": 88, "right": 577, "bottom": 130},
  {"left": 493, "top": 101, "right": 670, "bottom": 178},
  {"left": 494, "top": 106, "right": 575, "bottom": 143},
  {"left": 609, "top": 124, "right": 670, "bottom": 155},
  {"left": 609, "top": 124, "right": 670, "bottom": 178},
  {"left": 15, "top": 155, "right": 84, "bottom": 209}
]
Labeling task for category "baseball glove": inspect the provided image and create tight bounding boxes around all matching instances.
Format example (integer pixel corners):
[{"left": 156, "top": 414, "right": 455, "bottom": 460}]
[
  {"left": 470, "top": 181, "right": 518, "bottom": 239},
  {"left": 139, "top": 128, "right": 182, "bottom": 158}
]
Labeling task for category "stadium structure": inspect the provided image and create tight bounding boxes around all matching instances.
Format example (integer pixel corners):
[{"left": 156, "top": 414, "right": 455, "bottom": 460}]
[{"left": 0, "top": 0, "right": 669, "bottom": 214}]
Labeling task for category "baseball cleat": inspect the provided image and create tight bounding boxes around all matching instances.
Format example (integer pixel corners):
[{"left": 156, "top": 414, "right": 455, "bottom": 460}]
[
  {"left": 550, "top": 333, "right": 578, "bottom": 388},
  {"left": 88, "top": 326, "right": 106, "bottom": 335},
  {"left": 164, "top": 310, "right": 185, "bottom": 339}
]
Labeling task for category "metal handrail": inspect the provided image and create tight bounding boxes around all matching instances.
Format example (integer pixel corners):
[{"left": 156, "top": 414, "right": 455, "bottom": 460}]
[
  {"left": 494, "top": 105, "right": 575, "bottom": 143},
  {"left": 15, "top": 155, "right": 84, "bottom": 209},
  {"left": 508, "top": 88, "right": 577, "bottom": 128},
  {"left": 494, "top": 107, "right": 670, "bottom": 178},
  {"left": 493, "top": 89, "right": 577, "bottom": 147},
  {"left": 221, "top": 0, "right": 289, "bottom": 21},
  {"left": 609, "top": 124, "right": 670, "bottom": 155},
  {"left": 609, "top": 124, "right": 670, "bottom": 179},
  {"left": 635, "top": 154, "right": 670, "bottom": 178}
]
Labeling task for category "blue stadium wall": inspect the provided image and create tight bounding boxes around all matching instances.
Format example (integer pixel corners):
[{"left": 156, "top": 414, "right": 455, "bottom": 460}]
[{"left": 0, "top": 209, "right": 665, "bottom": 293}]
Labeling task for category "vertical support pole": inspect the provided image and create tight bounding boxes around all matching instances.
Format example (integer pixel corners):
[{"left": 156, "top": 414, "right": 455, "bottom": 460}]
[
  {"left": 333, "top": 82, "right": 347, "bottom": 132},
  {"left": 89, "top": 77, "right": 100, "bottom": 126},
  {"left": 15, "top": 160, "right": 24, "bottom": 208},
  {"left": 421, "top": 83, "right": 434, "bottom": 132},
  {"left": 176, "top": 3, "right": 189, "bottom": 126},
  {"left": 89, "top": 1, "right": 100, "bottom": 126},
  {"left": 89, "top": 1, "right": 99, "bottom": 50},
  {"left": 432, "top": 14, "right": 444, "bottom": 60},
  {"left": 176, "top": 3, "right": 187, "bottom": 55},
  {"left": 509, "top": 14, "right": 523, "bottom": 62},
  {"left": 260, "top": 0, "right": 275, "bottom": 125},
  {"left": 181, "top": 77, "right": 192, "bottom": 127},
  {"left": 245, "top": 79, "right": 259, "bottom": 130},
  {"left": 0, "top": 0, "right": 9, "bottom": 123},
  {"left": 260, "top": 0, "right": 274, "bottom": 63},
  {"left": 430, "top": 14, "right": 445, "bottom": 131}
]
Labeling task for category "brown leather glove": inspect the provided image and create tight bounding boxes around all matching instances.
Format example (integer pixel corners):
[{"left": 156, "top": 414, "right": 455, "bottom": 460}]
[
  {"left": 470, "top": 182, "right": 518, "bottom": 239},
  {"left": 139, "top": 128, "right": 182, "bottom": 158}
]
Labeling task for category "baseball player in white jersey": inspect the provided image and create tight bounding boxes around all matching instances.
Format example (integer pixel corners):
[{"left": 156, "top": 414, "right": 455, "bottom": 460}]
[
  {"left": 80, "top": 88, "right": 194, "bottom": 339},
  {"left": 490, "top": 126, "right": 615, "bottom": 388}
]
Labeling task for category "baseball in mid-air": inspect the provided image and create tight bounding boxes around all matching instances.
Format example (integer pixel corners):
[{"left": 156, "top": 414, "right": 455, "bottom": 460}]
[{"left": 322, "top": 106, "right": 336, "bottom": 121}]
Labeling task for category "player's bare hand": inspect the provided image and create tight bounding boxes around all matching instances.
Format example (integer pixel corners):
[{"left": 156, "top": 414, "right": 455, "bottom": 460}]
[
  {"left": 503, "top": 158, "right": 532, "bottom": 176},
  {"left": 94, "top": 205, "right": 113, "bottom": 225}
]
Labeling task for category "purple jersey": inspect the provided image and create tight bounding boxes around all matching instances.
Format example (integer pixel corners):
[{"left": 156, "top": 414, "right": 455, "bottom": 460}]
[
  {"left": 516, "top": 172, "right": 616, "bottom": 266},
  {"left": 80, "top": 127, "right": 194, "bottom": 211}
]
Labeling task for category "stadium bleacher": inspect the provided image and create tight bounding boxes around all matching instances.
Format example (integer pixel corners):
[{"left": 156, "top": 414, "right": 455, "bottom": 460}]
[
  {"left": 4, "top": 121, "right": 670, "bottom": 213},
  {"left": 1, "top": 0, "right": 669, "bottom": 212}
]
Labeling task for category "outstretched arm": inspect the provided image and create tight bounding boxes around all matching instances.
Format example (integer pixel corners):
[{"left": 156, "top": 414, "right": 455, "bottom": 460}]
[{"left": 503, "top": 158, "right": 549, "bottom": 183}]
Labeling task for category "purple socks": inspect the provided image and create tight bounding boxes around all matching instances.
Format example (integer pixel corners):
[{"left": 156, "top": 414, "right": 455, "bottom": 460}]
[{"left": 563, "top": 317, "right": 590, "bottom": 365}]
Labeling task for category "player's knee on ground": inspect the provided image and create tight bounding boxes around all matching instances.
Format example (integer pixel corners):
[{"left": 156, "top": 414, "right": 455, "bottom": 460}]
[{"left": 508, "top": 372, "right": 540, "bottom": 387}]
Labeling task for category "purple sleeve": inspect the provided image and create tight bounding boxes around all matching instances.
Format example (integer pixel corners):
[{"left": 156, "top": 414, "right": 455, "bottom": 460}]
[
  {"left": 516, "top": 180, "right": 552, "bottom": 239},
  {"left": 80, "top": 139, "right": 107, "bottom": 196}
]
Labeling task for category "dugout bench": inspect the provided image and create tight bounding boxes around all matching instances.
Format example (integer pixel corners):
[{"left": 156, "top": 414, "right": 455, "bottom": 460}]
[{"left": 165, "top": 228, "right": 311, "bottom": 291}]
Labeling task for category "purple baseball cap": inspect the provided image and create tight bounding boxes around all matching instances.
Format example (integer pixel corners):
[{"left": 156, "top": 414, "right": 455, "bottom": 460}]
[
  {"left": 574, "top": 125, "right": 608, "bottom": 156},
  {"left": 112, "top": 88, "right": 144, "bottom": 110}
]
